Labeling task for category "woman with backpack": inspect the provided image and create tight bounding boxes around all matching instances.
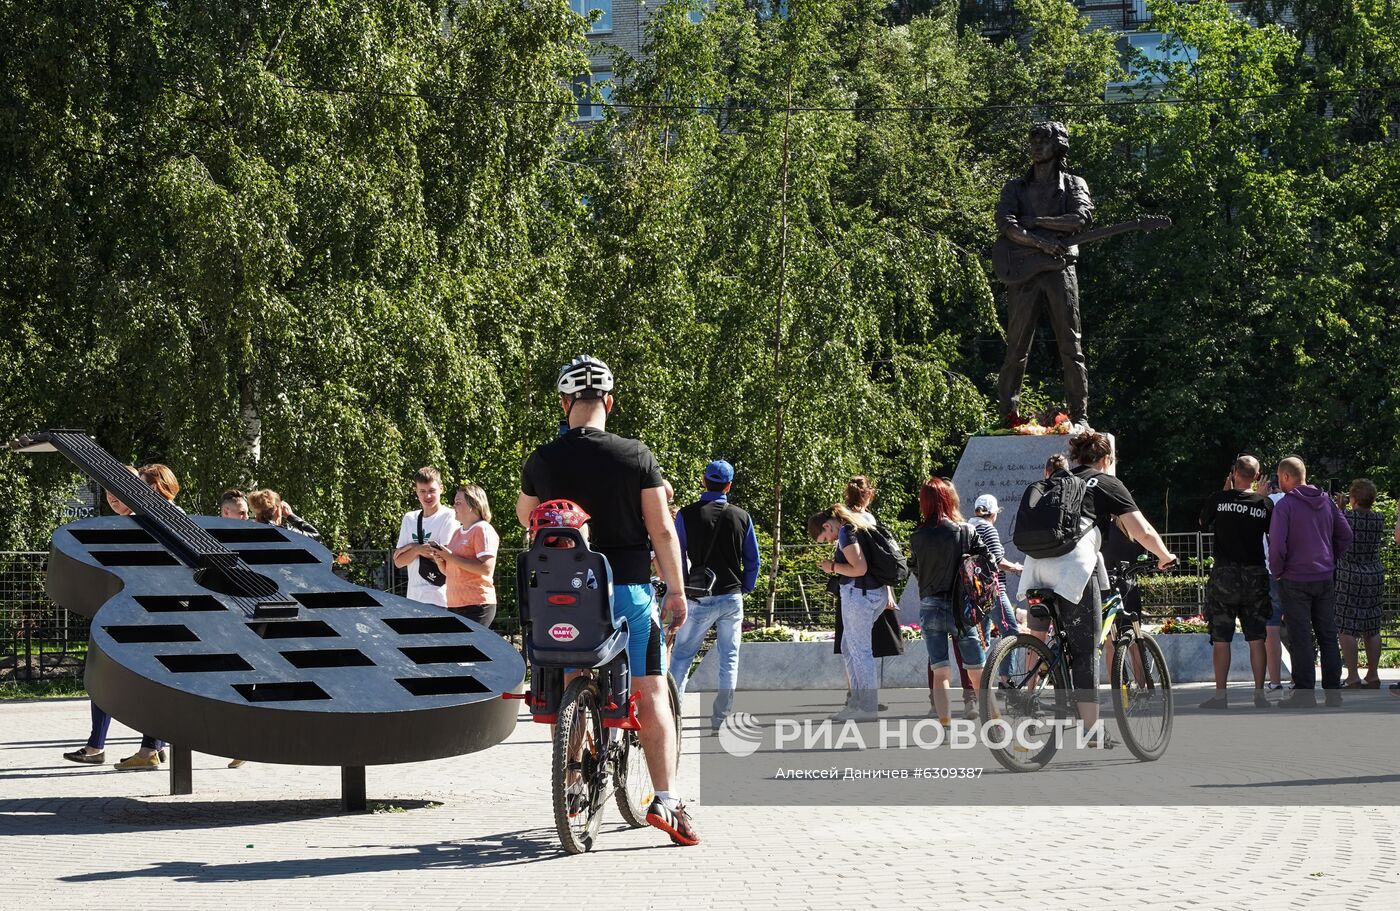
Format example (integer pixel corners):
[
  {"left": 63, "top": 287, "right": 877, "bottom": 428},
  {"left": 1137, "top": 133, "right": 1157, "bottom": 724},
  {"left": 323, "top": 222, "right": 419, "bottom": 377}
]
[
  {"left": 909, "top": 477, "right": 992, "bottom": 725},
  {"left": 809, "top": 503, "right": 896, "bottom": 722},
  {"left": 1016, "top": 437, "right": 1175, "bottom": 743}
]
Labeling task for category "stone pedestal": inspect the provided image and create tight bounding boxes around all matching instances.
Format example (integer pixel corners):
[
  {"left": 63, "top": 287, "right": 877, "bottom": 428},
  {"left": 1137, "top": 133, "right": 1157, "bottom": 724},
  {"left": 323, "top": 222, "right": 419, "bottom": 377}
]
[{"left": 685, "top": 641, "right": 934, "bottom": 691}]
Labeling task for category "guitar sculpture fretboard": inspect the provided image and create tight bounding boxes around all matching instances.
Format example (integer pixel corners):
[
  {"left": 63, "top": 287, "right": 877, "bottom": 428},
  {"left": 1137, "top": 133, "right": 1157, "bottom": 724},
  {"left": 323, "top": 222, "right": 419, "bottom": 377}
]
[{"left": 15, "top": 431, "right": 285, "bottom": 609}]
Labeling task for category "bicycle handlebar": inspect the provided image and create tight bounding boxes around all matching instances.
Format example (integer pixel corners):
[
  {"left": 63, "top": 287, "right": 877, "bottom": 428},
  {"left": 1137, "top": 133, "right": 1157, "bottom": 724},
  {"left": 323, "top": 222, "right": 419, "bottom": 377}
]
[{"left": 1113, "top": 554, "right": 1178, "bottom": 581}]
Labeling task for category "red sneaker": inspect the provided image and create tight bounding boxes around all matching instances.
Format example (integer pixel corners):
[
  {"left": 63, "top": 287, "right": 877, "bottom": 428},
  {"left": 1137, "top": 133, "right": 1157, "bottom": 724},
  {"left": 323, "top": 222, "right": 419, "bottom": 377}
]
[{"left": 645, "top": 798, "right": 700, "bottom": 846}]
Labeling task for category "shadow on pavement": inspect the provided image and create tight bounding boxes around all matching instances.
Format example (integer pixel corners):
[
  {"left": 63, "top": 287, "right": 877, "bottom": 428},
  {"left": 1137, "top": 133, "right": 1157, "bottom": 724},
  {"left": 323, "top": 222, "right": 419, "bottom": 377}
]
[
  {"left": 55, "top": 828, "right": 660, "bottom": 881},
  {"left": 0, "top": 796, "right": 441, "bottom": 834},
  {"left": 1195, "top": 773, "right": 1400, "bottom": 789}
]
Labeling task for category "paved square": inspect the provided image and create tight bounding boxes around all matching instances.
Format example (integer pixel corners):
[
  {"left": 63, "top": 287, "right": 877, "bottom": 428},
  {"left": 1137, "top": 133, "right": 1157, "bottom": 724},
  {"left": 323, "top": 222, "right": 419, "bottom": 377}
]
[{"left": 2, "top": 692, "right": 1398, "bottom": 910}]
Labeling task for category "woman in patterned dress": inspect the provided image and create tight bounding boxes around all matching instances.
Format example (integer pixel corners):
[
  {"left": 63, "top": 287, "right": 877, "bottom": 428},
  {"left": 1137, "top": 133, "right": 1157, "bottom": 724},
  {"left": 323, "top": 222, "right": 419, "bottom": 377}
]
[{"left": 1335, "top": 479, "right": 1385, "bottom": 689}]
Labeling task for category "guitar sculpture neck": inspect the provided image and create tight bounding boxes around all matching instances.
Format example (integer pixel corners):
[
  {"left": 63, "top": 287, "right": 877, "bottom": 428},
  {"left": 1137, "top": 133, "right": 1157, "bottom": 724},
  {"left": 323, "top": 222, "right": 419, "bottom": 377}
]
[
  {"left": 10, "top": 430, "right": 289, "bottom": 611},
  {"left": 14, "top": 431, "right": 222, "bottom": 564}
]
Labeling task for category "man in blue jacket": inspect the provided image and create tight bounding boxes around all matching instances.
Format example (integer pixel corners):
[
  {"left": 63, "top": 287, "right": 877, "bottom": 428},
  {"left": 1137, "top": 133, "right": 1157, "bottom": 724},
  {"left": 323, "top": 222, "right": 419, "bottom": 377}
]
[
  {"left": 1268, "top": 456, "right": 1353, "bottom": 707},
  {"left": 670, "top": 460, "right": 761, "bottom": 732}
]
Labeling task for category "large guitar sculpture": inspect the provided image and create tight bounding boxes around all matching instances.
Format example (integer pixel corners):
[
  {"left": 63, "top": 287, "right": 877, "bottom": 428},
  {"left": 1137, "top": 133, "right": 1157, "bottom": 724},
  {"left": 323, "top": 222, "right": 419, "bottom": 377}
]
[
  {"left": 10, "top": 430, "right": 524, "bottom": 808},
  {"left": 991, "top": 216, "right": 1172, "bottom": 286}
]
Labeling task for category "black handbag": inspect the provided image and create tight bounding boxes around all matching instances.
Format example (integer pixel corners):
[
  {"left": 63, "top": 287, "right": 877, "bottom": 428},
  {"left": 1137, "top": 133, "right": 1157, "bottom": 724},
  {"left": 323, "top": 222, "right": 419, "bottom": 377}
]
[
  {"left": 683, "top": 503, "right": 727, "bottom": 599},
  {"left": 415, "top": 510, "right": 447, "bottom": 587}
]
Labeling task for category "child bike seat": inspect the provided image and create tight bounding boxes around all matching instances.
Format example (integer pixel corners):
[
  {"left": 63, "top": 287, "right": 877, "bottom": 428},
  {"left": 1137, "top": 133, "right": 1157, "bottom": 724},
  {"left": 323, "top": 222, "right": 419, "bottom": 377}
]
[{"left": 519, "top": 527, "right": 629, "bottom": 670}]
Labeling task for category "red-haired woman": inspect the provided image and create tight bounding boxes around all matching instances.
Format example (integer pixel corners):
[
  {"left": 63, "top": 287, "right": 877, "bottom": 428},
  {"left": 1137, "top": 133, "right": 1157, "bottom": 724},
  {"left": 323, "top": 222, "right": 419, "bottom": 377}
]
[{"left": 908, "top": 478, "right": 991, "bottom": 725}]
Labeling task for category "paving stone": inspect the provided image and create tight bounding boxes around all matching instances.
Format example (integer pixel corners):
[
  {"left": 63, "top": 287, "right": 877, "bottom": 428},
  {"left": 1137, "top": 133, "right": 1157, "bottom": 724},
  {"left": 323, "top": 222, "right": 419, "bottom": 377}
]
[{"left": 1, "top": 697, "right": 1397, "bottom": 909}]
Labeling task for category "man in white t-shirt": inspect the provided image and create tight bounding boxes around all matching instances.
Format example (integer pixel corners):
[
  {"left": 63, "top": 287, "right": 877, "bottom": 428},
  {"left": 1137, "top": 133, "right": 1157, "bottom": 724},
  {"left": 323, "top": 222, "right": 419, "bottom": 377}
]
[{"left": 393, "top": 467, "right": 460, "bottom": 607}]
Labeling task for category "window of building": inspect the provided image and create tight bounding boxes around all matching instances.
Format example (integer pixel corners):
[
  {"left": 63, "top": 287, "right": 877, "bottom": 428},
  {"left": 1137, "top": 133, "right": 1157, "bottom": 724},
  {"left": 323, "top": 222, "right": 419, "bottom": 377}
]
[
  {"left": 755, "top": 0, "right": 790, "bottom": 20},
  {"left": 1125, "top": 32, "right": 1198, "bottom": 84},
  {"left": 572, "top": 70, "right": 614, "bottom": 123},
  {"left": 571, "top": 0, "right": 613, "bottom": 34}
]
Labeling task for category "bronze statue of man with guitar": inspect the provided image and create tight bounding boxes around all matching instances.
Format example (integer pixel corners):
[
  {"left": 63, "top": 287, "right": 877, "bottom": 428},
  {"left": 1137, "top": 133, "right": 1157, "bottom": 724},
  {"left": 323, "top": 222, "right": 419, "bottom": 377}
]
[{"left": 992, "top": 121, "right": 1169, "bottom": 431}]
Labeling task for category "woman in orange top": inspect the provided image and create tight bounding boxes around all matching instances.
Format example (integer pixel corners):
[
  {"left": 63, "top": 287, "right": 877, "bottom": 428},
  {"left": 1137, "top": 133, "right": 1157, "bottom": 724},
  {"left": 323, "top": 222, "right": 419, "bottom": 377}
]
[{"left": 428, "top": 484, "right": 499, "bottom": 627}]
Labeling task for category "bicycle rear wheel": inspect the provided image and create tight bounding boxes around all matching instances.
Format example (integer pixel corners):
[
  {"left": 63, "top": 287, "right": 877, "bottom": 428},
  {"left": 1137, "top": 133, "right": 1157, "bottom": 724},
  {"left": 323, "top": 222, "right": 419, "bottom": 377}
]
[
  {"left": 616, "top": 673, "right": 682, "bottom": 827},
  {"left": 1110, "top": 632, "right": 1173, "bottom": 761},
  {"left": 978, "top": 633, "right": 1071, "bottom": 772},
  {"left": 552, "top": 677, "right": 607, "bottom": 853}
]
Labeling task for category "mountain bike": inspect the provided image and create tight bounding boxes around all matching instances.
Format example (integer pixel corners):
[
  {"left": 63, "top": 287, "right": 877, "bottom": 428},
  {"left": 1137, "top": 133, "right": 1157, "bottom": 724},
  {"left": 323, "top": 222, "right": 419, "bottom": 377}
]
[
  {"left": 978, "top": 554, "right": 1175, "bottom": 771},
  {"left": 515, "top": 530, "right": 681, "bottom": 853},
  {"left": 549, "top": 666, "right": 681, "bottom": 851}
]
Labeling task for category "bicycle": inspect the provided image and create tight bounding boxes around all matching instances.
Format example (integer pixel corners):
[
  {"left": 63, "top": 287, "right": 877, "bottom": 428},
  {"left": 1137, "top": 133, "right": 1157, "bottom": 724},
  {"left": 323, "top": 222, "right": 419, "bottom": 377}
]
[
  {"left": 515, "top": 527, "right": 681, "bottom": 854},
  {"left": 978, "top": 553, "right": 1175, "bottom": 771}
]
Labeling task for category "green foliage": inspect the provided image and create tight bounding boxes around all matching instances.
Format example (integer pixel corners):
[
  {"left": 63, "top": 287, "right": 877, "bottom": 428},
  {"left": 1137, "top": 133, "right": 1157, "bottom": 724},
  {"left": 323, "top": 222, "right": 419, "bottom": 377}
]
[
  {"left": 2, "top": 0, "right": 1397, "bottom": 579},
  {"left": 0, "top": 0, "right": 587, "bottom": 548},
  {"left": 1082, "top": 0, "right": 1400, "bottom": 520},
  {"left": 0, "top": 678, "right": 88, "bottom": 701}
]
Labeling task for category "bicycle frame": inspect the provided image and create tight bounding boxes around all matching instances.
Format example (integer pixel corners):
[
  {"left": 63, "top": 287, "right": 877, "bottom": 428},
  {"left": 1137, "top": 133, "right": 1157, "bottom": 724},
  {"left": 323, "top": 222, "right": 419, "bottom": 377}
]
[
  {"left": 1021, "top": 571, "right": 1143, "bottom": 688},
  {"left": 983, "top": 555, "right": 1175, "bottom": 770}
]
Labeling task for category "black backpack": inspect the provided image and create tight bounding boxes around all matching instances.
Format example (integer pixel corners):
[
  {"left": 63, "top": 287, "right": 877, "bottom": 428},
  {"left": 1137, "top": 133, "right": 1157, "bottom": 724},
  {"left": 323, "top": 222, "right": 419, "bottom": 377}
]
[
  {"left": 1013, "top": 470, "right": 1091, "bottom": 559},
  {"left": 855, "top": 521, "right": 909, "bottom": 588}
]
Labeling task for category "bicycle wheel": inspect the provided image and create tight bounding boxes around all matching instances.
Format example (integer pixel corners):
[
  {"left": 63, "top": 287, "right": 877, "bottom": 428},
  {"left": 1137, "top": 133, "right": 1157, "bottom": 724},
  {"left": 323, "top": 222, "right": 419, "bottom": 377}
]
[
  {"left": 616, "top": 673, "right": 683, "bottom": 827},
  {"left": 1111, "top": 632, "right": 1173, "bottom": 762},
  {"left": 552, "top": 677, "right": 607, "bottom": 853},
  {"left": 978, "top": 633, "right": 1071, "bottom": 773}
]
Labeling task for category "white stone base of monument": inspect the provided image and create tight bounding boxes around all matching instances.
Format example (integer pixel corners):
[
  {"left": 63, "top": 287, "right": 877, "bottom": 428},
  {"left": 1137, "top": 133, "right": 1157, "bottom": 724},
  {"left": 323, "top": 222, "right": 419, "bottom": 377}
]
[
  {"left": 683, "top": 633, "right": 1289, "bottom": 691},
  {"left": 1143, "top": 633, "right": 1290, "bottom": 684},
  {"left": 684, "top": 641, "right": 930, "bottom": 692}
]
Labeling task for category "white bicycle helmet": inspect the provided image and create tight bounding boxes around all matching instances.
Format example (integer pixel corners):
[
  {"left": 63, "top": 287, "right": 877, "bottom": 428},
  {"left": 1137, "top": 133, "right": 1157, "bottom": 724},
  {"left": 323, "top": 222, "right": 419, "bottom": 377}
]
[{"left": 556, "top": 355, "right": 614, "bottom": 400}]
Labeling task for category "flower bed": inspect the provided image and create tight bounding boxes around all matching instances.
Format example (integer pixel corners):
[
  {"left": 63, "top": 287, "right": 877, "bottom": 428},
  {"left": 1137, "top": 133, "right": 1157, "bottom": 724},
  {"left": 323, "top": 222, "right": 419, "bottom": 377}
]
[{"left": 1158, "top": 614, "right": 1209, "bottom": 635}]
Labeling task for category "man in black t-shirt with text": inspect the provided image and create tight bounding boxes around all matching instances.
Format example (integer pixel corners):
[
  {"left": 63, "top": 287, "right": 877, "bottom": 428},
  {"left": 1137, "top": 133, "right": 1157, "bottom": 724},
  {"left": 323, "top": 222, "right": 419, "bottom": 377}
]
[
  {"left": 1198, "top": 455, "right": 1274, "bottom": 709},
  {"left": 515, "top": 355, "right": 698, "bottom": 847}
]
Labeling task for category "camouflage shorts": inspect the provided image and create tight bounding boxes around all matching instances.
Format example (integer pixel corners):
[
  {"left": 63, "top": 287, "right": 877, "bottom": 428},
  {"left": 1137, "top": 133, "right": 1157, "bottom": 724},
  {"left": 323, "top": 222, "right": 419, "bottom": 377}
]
[{"left": 1205, "top": 563, "right": 1271, "bottom": 644}]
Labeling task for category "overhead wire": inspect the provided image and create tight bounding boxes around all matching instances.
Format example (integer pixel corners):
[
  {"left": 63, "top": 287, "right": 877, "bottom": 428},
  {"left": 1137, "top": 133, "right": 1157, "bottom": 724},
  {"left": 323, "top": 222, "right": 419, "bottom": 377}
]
[{"left": 271, "top": 78, "right": 1400, "bottom": 117}]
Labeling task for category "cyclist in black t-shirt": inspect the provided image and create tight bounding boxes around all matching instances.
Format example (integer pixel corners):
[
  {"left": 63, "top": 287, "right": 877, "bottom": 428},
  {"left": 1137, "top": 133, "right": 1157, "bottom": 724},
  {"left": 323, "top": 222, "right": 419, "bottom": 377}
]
[
  {"left": 1067, "top": 432, "right": 1175, "bottom": 742},
  {"left": 1197, "top": 455, "right": 1273, "bottom": 709},
  {"left": 515, "top": 355, "right": 697, "bottom": 847}
]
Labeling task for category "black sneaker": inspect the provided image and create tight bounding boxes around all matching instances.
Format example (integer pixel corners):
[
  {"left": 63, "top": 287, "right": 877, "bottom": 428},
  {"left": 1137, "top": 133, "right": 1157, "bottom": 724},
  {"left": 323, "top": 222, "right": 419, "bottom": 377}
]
[
  {"left": 1277, "top": 692, "right": 1318, "bottom": 709},
  {"left": 62, "top": 749, "right": 104, "bottom": 764},
  {"left": 1198, "top": 696, "right": 1229, "bottom": 710},
  {"left": 645, "top": 798, "right": 700, "bottom": 846}
]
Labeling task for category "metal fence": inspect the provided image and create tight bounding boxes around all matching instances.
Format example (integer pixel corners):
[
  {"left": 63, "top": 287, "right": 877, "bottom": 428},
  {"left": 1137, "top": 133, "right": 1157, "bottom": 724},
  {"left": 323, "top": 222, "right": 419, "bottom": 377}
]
[
  {"left": 4, "top": 534, "right": 1398, "bottom": 683},
  {"left": 0, "top": 552, "right": 88, "bottom": 682}
]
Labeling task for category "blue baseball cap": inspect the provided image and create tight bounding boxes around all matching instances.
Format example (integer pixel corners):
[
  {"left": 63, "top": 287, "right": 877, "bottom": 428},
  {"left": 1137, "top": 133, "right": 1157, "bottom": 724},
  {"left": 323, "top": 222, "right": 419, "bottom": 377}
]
[{"left": 704, "top": 460, "right": 735, "bottom": 484}]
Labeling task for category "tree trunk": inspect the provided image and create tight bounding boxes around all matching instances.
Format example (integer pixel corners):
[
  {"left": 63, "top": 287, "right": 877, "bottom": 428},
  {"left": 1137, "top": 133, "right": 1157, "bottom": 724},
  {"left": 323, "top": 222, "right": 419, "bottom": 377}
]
[
  {"left": 764, "top": 86, "right": 795, "bottom": 627},
  {"left": 237, "top": 371, "right": 261, "bottom": 487}
]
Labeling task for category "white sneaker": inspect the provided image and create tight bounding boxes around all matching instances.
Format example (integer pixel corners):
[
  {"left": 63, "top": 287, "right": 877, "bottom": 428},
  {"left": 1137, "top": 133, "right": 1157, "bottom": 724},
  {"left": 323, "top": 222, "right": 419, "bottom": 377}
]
[
  {"left": 1265, "top": 682, "right": 1285, "bottom": 692},
  {"left": 830, "top": 706, "right": 878, "bottom": 722}
]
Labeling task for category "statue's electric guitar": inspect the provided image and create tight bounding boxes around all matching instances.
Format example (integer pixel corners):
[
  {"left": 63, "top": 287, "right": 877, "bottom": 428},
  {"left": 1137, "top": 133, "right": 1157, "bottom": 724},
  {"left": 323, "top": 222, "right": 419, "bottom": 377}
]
[
  {"left": 991, "top": 216, "right": 1172, "bottom": 285},
  {"left": 10, "top": 430, "right": 524, "bottom": 797}
]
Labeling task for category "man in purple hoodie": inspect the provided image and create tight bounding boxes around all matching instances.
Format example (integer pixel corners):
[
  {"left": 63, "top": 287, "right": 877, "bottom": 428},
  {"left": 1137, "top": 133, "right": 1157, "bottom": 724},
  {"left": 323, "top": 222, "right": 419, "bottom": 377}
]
[{"left": 1268, "top": 457, "right": 1353, "bottom": 707}]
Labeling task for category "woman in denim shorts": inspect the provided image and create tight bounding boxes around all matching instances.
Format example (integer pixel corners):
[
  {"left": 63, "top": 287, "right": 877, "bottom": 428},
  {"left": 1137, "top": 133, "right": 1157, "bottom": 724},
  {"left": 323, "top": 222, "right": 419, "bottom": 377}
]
[{"left": 908, "top": 477, "right": 992, "bottom": 724}]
